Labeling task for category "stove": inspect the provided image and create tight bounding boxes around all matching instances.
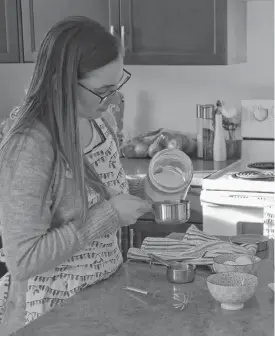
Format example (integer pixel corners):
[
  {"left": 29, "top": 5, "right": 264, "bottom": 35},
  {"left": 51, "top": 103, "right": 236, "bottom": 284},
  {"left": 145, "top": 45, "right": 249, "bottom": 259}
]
[
  {"left": 232, "top": 170, "right": 274, "bottom": 181},
  {"left": 247, "top": 162, "right": 274, "bottom": 170},
  {"left": 201, "top": 99, "right": 275, "bottom": 236},
  {"left": 202, "top": 159, "right": 275, "bottom": 193}
]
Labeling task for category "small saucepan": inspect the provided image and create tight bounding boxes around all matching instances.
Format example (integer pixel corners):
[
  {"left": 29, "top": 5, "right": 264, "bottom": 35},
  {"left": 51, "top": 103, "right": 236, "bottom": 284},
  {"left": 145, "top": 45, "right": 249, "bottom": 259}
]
[
  {"left": 148, "top": 253, "right": 196, "bottom": 284},
  {"left": 150, "top": 199, "right": 190, "bottom": 225}
]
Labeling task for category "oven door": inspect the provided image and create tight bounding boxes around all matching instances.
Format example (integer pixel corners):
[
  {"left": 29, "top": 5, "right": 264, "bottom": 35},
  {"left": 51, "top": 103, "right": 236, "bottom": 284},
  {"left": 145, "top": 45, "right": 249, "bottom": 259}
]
[
  {"left": 201, "top": 200, "right": 264, "bottom": 236},
  {"left": 236, "top": 221, "right": 264, "bottom": 235},
  {"left": 200, "top": 189, "right": 273, "bottom": 236}
]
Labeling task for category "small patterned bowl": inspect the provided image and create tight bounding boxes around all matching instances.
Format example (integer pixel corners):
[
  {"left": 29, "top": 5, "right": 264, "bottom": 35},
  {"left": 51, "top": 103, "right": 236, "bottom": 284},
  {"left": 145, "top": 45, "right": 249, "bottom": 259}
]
[
  {"left": 207, "top": 272, "right": 258, "bottom": 310},
  {"left": 213, "top": 253, "right": 261, "bottom": 275}
]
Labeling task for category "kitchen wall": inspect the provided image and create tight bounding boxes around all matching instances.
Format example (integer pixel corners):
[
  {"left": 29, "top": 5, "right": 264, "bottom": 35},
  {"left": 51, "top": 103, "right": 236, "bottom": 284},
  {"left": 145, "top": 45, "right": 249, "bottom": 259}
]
[{"left": 0, "top": 1, "right": 273, "bottom": 137}]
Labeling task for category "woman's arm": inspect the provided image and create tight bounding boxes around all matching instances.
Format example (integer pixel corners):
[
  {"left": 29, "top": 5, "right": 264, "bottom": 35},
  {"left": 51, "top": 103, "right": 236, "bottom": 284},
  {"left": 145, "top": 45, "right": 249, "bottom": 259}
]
[{"left": 0, "top": 127, "right": 119, "bottom": 282}]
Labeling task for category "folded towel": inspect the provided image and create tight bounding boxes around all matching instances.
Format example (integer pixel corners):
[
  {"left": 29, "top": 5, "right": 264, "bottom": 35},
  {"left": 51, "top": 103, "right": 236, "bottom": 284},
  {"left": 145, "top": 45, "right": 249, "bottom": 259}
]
[{"left": 127, "top": 225, "right": 258, "bottom": 266}]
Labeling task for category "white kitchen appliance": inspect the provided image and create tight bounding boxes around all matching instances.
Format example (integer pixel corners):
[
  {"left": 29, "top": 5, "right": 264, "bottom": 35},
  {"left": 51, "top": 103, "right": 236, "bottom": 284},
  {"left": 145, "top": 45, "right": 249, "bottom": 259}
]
[{"left": 201, "top": 100, "right": 274, "bottom": 236}]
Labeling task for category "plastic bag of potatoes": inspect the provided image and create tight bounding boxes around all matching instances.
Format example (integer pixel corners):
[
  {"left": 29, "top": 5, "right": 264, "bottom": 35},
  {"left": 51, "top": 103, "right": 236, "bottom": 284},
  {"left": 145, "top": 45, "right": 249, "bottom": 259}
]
[{"left": 120, "top": 129, "right": 197, "bottom": 158}]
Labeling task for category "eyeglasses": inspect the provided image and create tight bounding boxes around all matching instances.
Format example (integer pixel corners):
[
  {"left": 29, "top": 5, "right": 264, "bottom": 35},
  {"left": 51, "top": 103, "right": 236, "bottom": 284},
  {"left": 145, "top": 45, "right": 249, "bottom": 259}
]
[{"left": 79, "top": 68, "right": 131, "bottom": 104}]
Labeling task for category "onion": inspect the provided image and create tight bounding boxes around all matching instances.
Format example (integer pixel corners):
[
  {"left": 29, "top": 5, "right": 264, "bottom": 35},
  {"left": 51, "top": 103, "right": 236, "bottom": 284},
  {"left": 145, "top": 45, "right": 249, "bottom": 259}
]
[
  {"left": 167, "top": 135, "right": 183, "bottom": 150},
  {"left": 180, "top": 135, "right": 190, "bottom": 152},
  {"left": 134, "top": 142, "right": 149, "bottom": 157},
  {"left": 122, "top": 144, "right": 136, "bottom": 158},
  {"left": 148, "top": 137, "right": 163, "bottom": 157},
  {"left": 159, "top": 132, "right": 173, "bottom": 147},
  {"left": 185, "top": 138, "right": 197, "bottom": 155}
]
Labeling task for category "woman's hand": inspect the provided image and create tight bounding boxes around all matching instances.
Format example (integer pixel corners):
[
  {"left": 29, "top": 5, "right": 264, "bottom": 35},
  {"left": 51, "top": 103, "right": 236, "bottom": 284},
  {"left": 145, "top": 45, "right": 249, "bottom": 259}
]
[{"left": 109, "top": 194, "right": 152, "bottom": 226}]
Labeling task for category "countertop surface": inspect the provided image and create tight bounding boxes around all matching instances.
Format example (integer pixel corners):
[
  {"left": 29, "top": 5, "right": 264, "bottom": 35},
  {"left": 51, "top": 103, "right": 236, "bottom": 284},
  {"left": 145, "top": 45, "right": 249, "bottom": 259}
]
[
  {"left": 14, "top": 237, "right": 274, "bottom": 336},
  {"left": 121, "top": 158, "right": 237, "bottom": 177}
]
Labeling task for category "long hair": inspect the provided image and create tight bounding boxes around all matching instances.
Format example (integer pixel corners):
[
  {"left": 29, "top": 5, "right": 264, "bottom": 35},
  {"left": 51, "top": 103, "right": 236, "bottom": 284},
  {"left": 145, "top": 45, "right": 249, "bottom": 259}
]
[{"left": 0, "top": 16, "right": 121, "bottom": 227}]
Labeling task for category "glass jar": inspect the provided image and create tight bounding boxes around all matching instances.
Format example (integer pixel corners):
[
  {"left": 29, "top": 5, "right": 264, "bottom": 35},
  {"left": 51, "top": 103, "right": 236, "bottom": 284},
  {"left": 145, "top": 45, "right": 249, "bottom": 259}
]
[
  {"left": 202, "top": 105, "right": 215, "bottom": 161},
  {"left": 144, "top": 148, "right": 193, "bottom": 202},
  {"left": 196, "top": 104, "right": 204, "bottom": 158}
]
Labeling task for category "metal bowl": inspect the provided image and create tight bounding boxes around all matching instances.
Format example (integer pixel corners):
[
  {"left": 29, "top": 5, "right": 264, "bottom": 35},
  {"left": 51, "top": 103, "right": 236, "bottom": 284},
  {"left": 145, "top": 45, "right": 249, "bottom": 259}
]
[
  {"left": 148, "top": 253, "right": 196, "bottom": 284},
  {"left": 152, "top": 200, "right": 190, "bottom": 225},
  {"left": 166, "top": 263, "right": 196, "bottom": 284}
]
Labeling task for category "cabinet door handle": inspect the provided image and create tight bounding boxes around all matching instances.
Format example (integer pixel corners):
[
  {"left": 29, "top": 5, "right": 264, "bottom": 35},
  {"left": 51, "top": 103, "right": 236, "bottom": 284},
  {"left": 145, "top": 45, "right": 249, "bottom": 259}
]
[
  {"left": 110, "top": 25, "right": 115, "bottom": 35},
  {"left": 121, "top": 25, "right": 125, "bottom": 50}
]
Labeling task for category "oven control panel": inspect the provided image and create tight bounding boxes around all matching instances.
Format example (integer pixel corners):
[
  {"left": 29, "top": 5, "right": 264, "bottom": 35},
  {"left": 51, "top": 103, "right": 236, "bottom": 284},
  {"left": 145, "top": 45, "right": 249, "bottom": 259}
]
[{"left": 241, "top": 100, "right": 274, "bottom": 139}]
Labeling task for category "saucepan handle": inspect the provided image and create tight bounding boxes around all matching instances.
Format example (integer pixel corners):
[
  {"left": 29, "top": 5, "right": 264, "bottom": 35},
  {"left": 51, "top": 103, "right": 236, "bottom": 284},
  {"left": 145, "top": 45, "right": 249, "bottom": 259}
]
[{"left": 147, "top": 200, "right": 156, "bottom": 215}]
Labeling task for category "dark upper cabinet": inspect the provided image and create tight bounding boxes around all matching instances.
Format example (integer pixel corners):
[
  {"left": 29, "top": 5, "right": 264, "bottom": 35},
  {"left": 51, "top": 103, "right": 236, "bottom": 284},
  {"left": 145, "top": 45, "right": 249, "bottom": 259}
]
[
  {"left": 0, "top": 0, "right": 20, "bottom": 63},
  {"left": 1, "top": 0, "right": 247, "bottom": 65},
  {"left": 120, "top": 0, "right": 247, "bottom": 65},
  {"left": 21, "top": 0, "right": 119, "bottom": 62}
]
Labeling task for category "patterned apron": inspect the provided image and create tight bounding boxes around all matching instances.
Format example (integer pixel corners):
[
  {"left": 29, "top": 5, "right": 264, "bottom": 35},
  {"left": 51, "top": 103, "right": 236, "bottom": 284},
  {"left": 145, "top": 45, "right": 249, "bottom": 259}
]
[{"left": 0, "top": 118, "right": 129, "bottom": 325}]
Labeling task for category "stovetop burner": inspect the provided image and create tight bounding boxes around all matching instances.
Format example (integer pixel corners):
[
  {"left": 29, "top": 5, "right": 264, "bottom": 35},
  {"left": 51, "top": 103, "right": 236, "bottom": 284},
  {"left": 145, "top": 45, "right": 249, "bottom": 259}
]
[
  {"left": 232, "top": 170, "right": 275, "bottom": 181},
  {"left": 247, "top": 162, "right": 274, "bottom": 170}
]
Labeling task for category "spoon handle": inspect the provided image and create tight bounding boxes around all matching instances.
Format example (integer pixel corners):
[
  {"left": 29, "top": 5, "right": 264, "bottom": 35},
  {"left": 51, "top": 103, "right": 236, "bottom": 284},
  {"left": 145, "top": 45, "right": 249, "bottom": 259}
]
[{"left": 147, "top": 253, "right": 171, "bottom": 267}]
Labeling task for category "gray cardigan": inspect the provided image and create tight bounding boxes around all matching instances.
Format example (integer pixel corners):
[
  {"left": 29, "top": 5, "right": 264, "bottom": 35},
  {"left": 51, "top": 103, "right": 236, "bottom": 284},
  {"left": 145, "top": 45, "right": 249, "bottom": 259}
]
[{"left": 0, "top": 118, "right": 144, "bottom": 334}]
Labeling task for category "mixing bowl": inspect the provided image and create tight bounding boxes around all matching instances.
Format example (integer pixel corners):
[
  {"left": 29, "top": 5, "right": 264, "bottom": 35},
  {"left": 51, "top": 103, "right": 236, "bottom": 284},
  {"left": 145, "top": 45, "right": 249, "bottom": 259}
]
[
  {"left": 213, "top": 253, "right": 261, "bottom": 275},
  {"left": 206, "top": 272, "right": 258, "bottom": 310}
]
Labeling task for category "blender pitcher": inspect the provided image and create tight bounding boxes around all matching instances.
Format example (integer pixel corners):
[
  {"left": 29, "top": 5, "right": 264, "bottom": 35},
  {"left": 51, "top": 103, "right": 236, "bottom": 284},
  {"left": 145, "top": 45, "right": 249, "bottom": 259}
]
[{"left": 144, "top": 148, "right": 193, "bottom": 203}]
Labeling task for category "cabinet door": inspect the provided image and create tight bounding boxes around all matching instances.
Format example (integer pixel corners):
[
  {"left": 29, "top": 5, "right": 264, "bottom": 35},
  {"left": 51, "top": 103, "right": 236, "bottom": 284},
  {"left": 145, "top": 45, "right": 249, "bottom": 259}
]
[
  {"left": 21, "top": 0, "right": 119, "bottom": 62},
  {"left": 0, "top": 0, "right": 20, "bottom": 63},
  {"left": 120, "top": 0, "right": 227, "bottom": 65}
]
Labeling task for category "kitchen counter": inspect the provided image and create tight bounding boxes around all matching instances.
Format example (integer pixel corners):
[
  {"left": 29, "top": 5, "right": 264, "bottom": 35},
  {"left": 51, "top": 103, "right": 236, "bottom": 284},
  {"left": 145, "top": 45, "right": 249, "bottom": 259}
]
[
  {"left": 121, "top": 157, "right": 237, "bottom": 177},
  {"left": 13, "top": 238, "right": 274, "bottom": 336}
]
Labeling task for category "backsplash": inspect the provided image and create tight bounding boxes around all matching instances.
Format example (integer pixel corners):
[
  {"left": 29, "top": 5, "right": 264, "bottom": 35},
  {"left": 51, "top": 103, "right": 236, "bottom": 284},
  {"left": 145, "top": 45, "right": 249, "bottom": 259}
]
[{"left": 0, "top": 1, "right": 273, "bottom": 137}]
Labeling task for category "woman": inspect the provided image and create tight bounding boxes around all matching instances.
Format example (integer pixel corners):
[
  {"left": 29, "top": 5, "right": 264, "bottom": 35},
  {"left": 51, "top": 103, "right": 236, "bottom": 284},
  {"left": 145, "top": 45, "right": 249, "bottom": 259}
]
[{"left": 0, "top": 16, "right": 151, "bottom": 334}]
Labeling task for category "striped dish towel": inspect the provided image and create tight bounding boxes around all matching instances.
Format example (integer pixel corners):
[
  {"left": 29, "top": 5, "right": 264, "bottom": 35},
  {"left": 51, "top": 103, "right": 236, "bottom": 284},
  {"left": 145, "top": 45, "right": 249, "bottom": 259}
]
[{"left": 127, "top": 225, "right": 258, "bottom": 266}]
